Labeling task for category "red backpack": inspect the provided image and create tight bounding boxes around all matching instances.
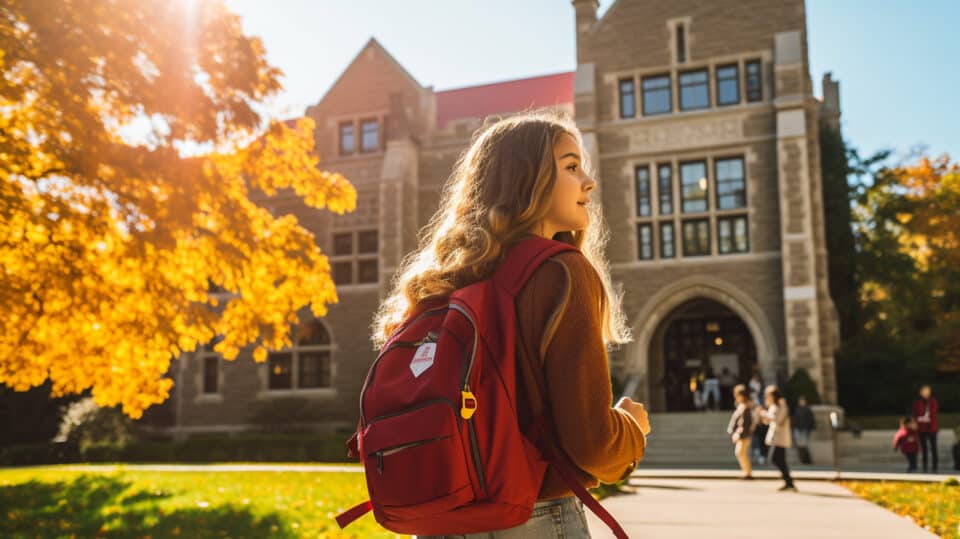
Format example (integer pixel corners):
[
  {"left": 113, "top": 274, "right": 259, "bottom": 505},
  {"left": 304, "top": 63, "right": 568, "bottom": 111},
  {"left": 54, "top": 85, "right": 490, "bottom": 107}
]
[{"left": 336, "top": 235, "right": 630, "bottom": 538}]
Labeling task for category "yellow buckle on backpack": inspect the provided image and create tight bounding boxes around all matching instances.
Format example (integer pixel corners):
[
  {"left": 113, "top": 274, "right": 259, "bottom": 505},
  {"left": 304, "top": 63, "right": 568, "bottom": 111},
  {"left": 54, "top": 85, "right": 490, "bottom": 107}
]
[{"left": 461, "top": 390, "right": 478, "bottom": 420}]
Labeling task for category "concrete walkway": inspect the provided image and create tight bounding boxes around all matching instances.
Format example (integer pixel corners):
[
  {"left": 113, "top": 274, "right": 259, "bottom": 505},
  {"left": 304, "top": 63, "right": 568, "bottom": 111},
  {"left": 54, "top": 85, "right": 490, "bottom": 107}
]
[{"left": 586, "top": 477, "right": 938, "bottom": 538}]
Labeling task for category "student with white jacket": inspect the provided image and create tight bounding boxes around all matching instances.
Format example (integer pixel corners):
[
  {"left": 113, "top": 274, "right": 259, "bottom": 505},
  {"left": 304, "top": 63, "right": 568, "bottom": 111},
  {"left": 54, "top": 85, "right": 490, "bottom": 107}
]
[{"left": 757, "top": 385, "right": 796, "bottom": 491}]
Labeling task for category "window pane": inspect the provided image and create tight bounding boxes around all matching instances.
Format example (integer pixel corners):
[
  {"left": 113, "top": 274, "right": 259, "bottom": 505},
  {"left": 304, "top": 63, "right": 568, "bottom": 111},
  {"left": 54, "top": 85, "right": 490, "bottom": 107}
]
[
  {"left": 203, "top": 356, "right": 218, "bottom": 393},
  {"left": 682, "top": 219, "right": 710, "bottom": 256},
  {"left": 746, "top": 60, "right": 762, "bottom": 102},
  {"left": 718, "top": 218, "right": 732, "bottom": 254},
  {"left": 358, "top": 230, "right": 378, "bottom": 254},
  {"left": 333, "top": 232, "right": 353, "bottom": 255},
  {"left": 361, "top": 120, "right": 378, "bottom": 152},
  {"left": 358, "top": 259, "right": 378, "bottom": 284},
  {"left": 660, "top": 222, "right": 675, "bottom": 258},
  {"left": 339, "top": 122, "right": 354, "bottom": 155},
  {"left": 676, "top": 25, "right": 686, "bottom": 63},
  {"left": 680, "top": 161, "right": 708, "bottom": 213},
  {"left": 734, "top": 216, "right": 749, "bottom": 252},
  {"left": 635, "top": 166, "right": 651, "bottom": 216},
  {"left": 298, "top": 320, "right": 331, "bottom": 346},
  {"left": 679, "top": 70, "right": 709, "bottom": 110},
  {"left": 658, "top": 164, "right": 673, "bottom": 215},
  {"left": 299, "top": 351, "right": 331, "bottom": 388},
  {"left": 333, "top": 261, "right": 353, "bottom": 285},
  {"left": 716, "top": 157, "right": 746, "bottom": 209},
  {"left": 268, "top": 352, "right": 293, "bottom": 389},
  {"left": 642, "top": 75, "right": 671, "bottom": 115},
  {"left": 619, "top": 79, "right": 636, "bottom": 118},
  {"left": 716, "top": 64, "right": 739, "bottom": 105},
  {"left": 637, "top": 223, "right": 653, "bottom": 260},
  {"left": 719, "top": 216, "right": 749, "bottom": 254}
]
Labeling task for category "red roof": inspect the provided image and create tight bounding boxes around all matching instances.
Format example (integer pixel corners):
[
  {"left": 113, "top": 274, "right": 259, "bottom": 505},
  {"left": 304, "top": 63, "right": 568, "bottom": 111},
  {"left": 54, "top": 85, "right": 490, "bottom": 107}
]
[{"left": 435, "top": 71, "right": 574, "bottom": 129}]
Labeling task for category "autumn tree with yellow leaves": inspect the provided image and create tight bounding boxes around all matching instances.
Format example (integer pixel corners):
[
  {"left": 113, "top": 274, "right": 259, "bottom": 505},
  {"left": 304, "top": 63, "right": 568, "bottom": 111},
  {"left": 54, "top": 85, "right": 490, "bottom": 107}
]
[
  {"left": 0, "top": 0, "right": 356, "bottom": 417},
  {"left": 836, "top": 151, "right": 960, "bottom": 414}
]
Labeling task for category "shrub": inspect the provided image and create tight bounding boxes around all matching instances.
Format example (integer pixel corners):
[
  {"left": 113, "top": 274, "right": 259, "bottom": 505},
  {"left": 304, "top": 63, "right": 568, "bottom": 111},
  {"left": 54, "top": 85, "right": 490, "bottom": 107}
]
[
  {"left": 784, "top": 367, "right": 821, "bottom": 409},
  {"left": 54, "top": 397, "right": 134, "bottom": 452}
]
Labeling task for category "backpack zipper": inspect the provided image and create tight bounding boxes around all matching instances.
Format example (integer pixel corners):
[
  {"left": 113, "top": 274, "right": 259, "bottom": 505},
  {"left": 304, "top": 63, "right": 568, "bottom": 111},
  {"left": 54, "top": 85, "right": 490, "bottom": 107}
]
[
  {"left": 373, "top": 435, "right": 453, "bottom": 475},
  {"left": 368, "top": 398, "right": 460, "bottom": 426},
  {"left": 448, "top": 301, "right": 486, "bottom": 495},
  {"left": 448, "top": 303, "right": 479, "bottom": 390}
]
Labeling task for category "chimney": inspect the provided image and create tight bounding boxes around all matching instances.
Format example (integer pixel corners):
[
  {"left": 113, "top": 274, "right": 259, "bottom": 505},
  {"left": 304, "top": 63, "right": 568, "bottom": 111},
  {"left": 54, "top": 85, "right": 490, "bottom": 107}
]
[
  {"left": 820, "top": 72, "right": 841, "bottom": 130},
  {"left": 572, "top": 0, "right": 598, "bottom": 63}
]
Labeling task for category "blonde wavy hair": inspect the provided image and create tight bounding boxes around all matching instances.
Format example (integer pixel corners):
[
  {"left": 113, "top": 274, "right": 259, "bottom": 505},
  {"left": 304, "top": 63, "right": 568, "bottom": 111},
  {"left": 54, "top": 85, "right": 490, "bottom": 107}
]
[{"left": 369, "top": 109, "right": 633, "bottom": 351}]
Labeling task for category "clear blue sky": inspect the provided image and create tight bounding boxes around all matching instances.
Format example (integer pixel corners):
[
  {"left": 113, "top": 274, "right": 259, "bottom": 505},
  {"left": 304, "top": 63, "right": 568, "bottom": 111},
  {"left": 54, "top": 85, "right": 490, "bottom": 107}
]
[{"left": 225, "top": 0, "right": 958, "bottom": 162}]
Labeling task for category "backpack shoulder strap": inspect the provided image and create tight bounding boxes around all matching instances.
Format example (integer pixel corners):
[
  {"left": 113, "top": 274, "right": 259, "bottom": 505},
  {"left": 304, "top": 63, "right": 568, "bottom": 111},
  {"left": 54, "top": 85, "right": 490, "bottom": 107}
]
[
  {"left": 503, "top": 239, "right": 630, "bottom": 539},
  {"left": 492, "top": 235, "right": 579, "bottom": 298}
]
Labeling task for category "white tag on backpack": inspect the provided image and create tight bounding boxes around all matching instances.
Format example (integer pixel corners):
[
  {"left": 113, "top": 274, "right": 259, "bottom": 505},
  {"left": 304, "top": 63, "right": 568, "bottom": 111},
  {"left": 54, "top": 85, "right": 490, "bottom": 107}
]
[{"left": 410, "top": 343, "right": 437, "bottom": 378}]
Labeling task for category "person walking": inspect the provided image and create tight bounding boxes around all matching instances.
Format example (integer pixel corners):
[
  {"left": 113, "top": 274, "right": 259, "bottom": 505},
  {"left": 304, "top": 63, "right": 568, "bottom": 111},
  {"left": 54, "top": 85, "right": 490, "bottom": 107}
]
[
  {"left": 703, "top": 367, "right": 720, "bottom": 412},
  {"left": 748, "top": 372, "right": 767, "bottom": 464},
  {"left": 791, "top": 395, "right": 816, "bottom": 464},
  {"left": 718, "top": 367, "right": 737, "bottom": 410},
  {"left": 892, "top": 416, "right": 920, "bottom": 473},
  {"left": 757, "top": 385, "right": 796, "bottom": 491},
  {"left": 912, "top": 385, "right": 939, "bottom": 473},
  {"left": 748, "top": 372, "right": 764, "bottom": 401},
  {"left": 727, "top": 384, "right": 755, "bottom": 479}
]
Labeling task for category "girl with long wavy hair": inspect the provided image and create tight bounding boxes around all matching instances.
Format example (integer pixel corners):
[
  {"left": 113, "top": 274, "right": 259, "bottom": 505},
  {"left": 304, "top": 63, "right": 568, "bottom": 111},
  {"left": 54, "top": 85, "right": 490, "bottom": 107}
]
[{"left": 371, "top": 109, "right": 650, "bottom": 538}]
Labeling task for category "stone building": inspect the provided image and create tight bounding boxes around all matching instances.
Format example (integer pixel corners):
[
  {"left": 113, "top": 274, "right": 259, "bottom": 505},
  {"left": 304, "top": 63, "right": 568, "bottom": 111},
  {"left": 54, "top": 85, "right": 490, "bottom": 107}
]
[{"left": 162, "top": 0, "right": 842, "bottom": 435}]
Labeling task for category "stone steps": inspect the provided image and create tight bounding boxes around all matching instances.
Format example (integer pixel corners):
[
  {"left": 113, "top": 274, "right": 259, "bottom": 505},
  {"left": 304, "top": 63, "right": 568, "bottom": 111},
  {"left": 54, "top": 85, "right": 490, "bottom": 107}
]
[{"left": 634, "top": 412, "right": 958, "bottom": 471}]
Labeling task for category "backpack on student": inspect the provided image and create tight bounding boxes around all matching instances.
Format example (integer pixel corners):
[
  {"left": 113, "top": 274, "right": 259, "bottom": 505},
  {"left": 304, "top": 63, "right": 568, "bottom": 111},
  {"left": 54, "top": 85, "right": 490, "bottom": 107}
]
[{"left": 335, "top": 235, "right": 630, "bottom": 538}]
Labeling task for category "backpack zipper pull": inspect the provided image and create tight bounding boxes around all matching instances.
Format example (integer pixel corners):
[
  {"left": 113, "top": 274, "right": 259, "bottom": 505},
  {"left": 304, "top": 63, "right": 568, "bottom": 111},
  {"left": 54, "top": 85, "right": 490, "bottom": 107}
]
[
  {"left": 377, "top": 451, "right": 384, "bottom": 475},
  {"left": 461, "top": 388, "right": 478, "bottom": 420}
]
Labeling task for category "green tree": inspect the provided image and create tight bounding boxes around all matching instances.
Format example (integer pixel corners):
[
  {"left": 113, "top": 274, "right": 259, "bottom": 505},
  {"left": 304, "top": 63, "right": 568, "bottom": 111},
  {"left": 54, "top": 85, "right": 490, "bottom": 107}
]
[{"left": 836, "top": 150, "right": 960, "bottom": 413}]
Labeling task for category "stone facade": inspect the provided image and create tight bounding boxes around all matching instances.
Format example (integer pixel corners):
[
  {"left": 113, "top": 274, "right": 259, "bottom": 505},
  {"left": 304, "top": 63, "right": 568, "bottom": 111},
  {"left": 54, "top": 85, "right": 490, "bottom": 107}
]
[{"left": 162, "top": 0, "right": 841, "bottom": 435}]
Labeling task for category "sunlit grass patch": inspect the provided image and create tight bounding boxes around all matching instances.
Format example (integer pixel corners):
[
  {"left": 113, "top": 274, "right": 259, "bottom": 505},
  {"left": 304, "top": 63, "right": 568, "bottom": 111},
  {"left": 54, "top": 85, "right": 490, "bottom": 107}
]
[
  {"left": 839, "top": 478, "right": 960, "bottom": 538},
  {"left": 0, "top": 465, "right": 404, "bottom": 538}
]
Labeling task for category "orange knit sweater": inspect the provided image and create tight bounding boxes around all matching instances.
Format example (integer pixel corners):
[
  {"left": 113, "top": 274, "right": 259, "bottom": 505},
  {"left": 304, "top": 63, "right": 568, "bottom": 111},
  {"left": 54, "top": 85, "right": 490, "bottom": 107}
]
[{"left": 513, "top": 244, "right": 646, "bottom": 500}]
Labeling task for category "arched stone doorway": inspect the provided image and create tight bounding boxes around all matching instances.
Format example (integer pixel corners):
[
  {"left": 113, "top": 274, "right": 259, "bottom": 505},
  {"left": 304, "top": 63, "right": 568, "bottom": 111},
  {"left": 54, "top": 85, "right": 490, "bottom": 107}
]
[
  {"left": 622, "top": 276, "right": 780, "bottom": 412},
  {"left": 649, "top": 299, "right": 756, "bottom": 412}
]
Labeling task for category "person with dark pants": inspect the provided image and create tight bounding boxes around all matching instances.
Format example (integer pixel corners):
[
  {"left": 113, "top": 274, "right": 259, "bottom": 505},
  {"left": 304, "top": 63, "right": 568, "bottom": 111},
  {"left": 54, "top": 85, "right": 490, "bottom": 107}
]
[
  {"left": 912, "top": 385, "right": 939, "bottom": 472},
  {"left": 952, "top": 436, "right": 960, "bottom": 471},
  {"left": 892, "top": 416, "right": 920, "bottom": 472},
  {"left": 718, "top": 368, "right": 736, "bottom": 410},
  {"left": 791, "top": 395, "right": 816, "bottom": 465},
  {"left": 758, "top": 385, "right": 795, "bottom": 491}
]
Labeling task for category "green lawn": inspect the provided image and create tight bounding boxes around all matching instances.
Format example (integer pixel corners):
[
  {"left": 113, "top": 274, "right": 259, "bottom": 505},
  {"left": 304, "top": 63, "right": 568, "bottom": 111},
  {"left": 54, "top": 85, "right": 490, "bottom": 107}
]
[
  {"left": 0, "top": 464, "right": 621, "bottom": 538},
  {"left": 0, "top": 465, "right": 405, "bottom": 538},
  {"left": 840, "top": 479, "right": 960, "bottom": 538}
]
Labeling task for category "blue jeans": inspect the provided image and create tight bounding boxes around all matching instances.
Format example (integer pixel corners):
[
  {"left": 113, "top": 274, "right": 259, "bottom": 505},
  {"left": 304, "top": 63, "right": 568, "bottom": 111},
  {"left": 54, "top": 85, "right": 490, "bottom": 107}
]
[
  {"left": 416, "top": 496, "right": 592, "bottom": 538},
  {"left": 703, "top": 381, "right": 720, "bottom": 410}
]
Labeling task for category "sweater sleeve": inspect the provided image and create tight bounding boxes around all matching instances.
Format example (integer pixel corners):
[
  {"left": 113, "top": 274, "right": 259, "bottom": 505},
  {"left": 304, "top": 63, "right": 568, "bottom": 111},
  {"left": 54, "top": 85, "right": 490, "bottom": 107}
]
[{"left": 538, "top": 251, "right": 645, "bottom": 484}]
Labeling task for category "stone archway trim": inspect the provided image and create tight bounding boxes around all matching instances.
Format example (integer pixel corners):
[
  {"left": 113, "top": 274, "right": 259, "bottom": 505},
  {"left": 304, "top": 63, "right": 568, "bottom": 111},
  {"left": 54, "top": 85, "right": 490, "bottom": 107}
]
[{"left": 626, "top": 275, "right": 781, "bottom": 386}]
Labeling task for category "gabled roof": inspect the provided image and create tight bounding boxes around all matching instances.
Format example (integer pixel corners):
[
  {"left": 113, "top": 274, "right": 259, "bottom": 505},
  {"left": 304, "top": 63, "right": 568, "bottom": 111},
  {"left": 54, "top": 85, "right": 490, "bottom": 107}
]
[
  {"left": 434, "top": 71, "right": 575, "bottom": 129},
  {"left": 313, "top": 37, "right": 424, "bottom": 108}
]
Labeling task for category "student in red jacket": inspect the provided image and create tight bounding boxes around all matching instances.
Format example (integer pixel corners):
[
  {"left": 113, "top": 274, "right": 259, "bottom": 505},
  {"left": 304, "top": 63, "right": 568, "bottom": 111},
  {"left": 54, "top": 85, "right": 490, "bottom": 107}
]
[
  {"left": 892, "top": 416, "right": 920, "bottom": 473},
  {"left": 911, "top": 385, "right": 939, "bottom": 472}
]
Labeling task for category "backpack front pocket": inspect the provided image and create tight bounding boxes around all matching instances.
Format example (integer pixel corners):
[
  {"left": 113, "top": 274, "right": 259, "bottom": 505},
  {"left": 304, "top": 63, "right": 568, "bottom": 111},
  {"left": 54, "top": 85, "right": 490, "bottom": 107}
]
[{"left": 361, "top": 399, "right": 472, "bottom": 507}]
